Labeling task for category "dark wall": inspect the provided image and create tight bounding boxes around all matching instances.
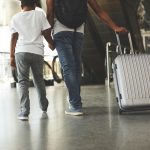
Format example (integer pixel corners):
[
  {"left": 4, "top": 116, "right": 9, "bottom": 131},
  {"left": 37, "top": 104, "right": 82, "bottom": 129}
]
[
  {"left": 120, "top": 0, "right": 144, "bottom": 51},
  {"left": 143, "top": 0, "right": 150, "bottom": 27}
]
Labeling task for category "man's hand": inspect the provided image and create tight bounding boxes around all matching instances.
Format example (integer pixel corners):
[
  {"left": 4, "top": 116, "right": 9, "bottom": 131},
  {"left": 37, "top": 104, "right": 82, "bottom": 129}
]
[{"left": 114, "top": 26, "right": 128, "bottom": 33}]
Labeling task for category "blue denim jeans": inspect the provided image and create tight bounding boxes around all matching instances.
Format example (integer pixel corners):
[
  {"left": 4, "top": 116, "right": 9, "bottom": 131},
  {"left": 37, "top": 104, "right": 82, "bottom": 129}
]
[
  {"left": 15, "top": 53, "right": 49, "bottom": 115},
  {"left": 53, "top": 31, "right": 84, "bottom": 109}
]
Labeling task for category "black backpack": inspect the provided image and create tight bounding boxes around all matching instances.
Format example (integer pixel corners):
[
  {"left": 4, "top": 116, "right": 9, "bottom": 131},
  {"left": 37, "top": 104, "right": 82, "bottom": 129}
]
[{"left": 54, "top": 0, "right": 88, "bottom": 29}]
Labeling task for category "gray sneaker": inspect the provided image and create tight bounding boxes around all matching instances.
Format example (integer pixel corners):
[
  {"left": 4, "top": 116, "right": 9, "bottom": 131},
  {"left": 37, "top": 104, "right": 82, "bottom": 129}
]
[
  {"left": 41, "top": 111, "right": 48, "bottom": 119},
  {"left": 65, "top": 108, "right": 83, "bottom": 116},
  {"left": 18, "top": 113, "right": 29, "bottom": 121}
]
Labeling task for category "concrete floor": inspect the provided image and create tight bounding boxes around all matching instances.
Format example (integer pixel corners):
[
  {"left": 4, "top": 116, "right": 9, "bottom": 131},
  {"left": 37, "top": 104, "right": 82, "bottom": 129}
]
[{"left": 0, "top": 83, "right": 150, "bottom": 150}]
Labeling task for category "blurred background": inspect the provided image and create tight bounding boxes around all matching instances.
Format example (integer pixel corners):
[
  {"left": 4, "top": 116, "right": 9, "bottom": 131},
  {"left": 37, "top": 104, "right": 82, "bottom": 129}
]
[{"left": 0, "top": 0, "right": 150, "bottom": 85}]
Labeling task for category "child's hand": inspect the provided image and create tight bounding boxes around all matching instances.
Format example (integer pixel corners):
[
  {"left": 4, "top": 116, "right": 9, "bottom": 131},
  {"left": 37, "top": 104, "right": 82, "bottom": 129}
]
[{"left": 10, "top": 57, "right": 16, "bottom": 68}]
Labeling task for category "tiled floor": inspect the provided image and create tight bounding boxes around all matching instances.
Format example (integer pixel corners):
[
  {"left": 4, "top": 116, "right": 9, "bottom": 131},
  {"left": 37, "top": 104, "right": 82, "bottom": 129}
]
[{"left": 0, "top": 83, "right": 150, "bottom": 150}]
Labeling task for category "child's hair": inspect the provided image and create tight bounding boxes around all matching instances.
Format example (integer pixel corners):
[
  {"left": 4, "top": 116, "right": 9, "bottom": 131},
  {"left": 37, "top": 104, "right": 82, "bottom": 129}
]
[{"left": 20, "top": 0, "right": 36, "bottom": 7}]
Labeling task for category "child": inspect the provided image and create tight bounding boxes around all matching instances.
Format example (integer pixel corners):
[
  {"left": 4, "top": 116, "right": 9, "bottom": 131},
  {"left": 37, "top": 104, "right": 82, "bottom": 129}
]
[{"left": 10, "top": 0, "right": 55, "bottom": 121}]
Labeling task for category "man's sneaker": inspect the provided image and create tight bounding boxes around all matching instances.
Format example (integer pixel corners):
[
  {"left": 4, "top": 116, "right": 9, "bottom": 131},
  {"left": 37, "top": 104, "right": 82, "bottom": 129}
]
[
  {"left": 41, "top": 111, "right": 48, "bottom": 119},
  {"left": 17, "top": 113, "right": 29, "bottom": 121},
  {"left": 65, "top": 108, "right": 83, "bottom": 116}
]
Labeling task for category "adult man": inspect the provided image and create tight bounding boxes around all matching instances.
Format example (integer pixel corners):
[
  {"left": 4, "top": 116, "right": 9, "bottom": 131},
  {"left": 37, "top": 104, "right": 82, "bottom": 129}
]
[{"left": 46, "top": 0, "right": 127, "bottom": 116}]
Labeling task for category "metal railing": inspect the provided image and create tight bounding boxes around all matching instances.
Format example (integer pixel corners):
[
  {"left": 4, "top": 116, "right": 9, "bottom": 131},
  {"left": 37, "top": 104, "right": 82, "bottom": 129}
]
[
  {"left": 0, "top": 52, "right": 12, "bottom": 82},
  {"left": 0, "top": 52, "right": 63, "bottom": 85}
]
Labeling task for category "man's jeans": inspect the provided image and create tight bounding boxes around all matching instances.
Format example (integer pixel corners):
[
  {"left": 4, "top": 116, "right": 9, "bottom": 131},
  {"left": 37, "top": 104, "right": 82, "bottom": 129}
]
[
  {"left": 15, "top": 53, "right": 48, "bottom": 115},
  {"left": 53, "top": 31, "right": 84, "bottom": 109}
]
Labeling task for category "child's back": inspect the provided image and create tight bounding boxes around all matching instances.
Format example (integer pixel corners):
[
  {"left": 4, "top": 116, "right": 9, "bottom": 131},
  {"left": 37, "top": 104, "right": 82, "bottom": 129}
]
[{"left": 11, "top": 9, "right": 51, "bottom": 56}]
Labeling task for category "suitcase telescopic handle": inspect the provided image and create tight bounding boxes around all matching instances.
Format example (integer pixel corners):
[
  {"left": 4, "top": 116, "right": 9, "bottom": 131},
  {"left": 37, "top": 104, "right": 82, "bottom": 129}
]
[
  {"left": 128, "top": 32, "right": 134, "bottom": 54},
  {"left": 115, "top": 32, "right": 122, "bottom": 55},
  {"left": 115, "top": 32, "right": 134, "bottom": 54}
]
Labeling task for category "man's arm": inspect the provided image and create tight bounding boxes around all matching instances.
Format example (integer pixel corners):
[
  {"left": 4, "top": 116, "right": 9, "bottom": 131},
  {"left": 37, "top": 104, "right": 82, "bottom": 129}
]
[
  {"left": 10, "top": 32, "right": 18, "bottom": 68},
  {"left": 46, "top": 0, "right": 54, "bottom": 28},
  {"left": 88, "top": 0, "right": 127, "bottom": 33}
]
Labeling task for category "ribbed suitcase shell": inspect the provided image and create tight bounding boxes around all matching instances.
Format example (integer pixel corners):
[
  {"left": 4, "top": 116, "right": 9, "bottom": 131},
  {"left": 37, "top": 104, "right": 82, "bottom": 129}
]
[{"left": 113, "top": 54, "right": 150, "bottom": 112}]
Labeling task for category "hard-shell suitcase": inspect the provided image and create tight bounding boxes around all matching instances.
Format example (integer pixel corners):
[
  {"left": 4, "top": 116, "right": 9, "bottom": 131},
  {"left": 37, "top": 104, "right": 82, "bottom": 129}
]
[{"left": 112, "top": 32, "right": 150, "bottom": 113}]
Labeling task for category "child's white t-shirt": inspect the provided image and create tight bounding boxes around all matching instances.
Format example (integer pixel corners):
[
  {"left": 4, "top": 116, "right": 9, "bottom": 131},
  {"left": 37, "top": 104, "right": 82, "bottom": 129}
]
[{"left": 10, "top": 10, "right": 51, "bottom": 56}]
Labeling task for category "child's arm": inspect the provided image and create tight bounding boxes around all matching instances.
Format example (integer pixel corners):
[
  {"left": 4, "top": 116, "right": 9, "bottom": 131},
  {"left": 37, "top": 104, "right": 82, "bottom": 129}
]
[
  {"left": 42, "top": 28, "right": 55, "bottom": 50},
  {"left": 10, "top": 32, "right": 18, "bottom": 68}
]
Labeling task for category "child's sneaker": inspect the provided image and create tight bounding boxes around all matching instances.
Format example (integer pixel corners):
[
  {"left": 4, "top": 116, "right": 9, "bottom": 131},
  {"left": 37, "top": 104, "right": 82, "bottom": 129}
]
[
  {"left": 41, "top": 111, "right": 48, "bottom": 119},
  {"left": 18, "top": 113, "right": 29, "bottom": 121}
]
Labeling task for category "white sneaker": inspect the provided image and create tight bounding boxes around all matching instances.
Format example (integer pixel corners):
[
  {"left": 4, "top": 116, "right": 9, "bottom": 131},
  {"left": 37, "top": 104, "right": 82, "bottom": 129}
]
[
  {"left": 65, "top": 108, "right": 83, "bottom": 116},
  {"left": 18, "top": 113, "right": 29, "bottom": 121}
]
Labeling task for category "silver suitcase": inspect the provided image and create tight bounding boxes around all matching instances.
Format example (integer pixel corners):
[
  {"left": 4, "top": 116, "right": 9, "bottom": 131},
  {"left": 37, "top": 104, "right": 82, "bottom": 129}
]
[{"left": 112, "top": 33, "right": 150, "bottom": 113}]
